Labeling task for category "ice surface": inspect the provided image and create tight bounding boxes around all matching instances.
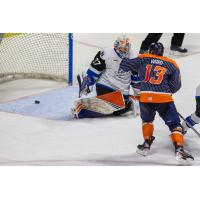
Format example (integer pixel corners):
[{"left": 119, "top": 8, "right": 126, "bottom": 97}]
[{"left": 0, "top": 86, "right": 78, "bottom": 120}]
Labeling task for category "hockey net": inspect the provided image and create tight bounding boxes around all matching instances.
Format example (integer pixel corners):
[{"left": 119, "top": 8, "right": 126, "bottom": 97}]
[{"left": 0, "top": 33, "right": 72, "bottom": 84}]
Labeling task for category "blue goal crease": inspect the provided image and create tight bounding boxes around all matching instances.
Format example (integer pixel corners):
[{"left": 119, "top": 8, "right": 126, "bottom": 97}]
[{"left": 0, "top": 87, "right": 79, "bottom": 121}]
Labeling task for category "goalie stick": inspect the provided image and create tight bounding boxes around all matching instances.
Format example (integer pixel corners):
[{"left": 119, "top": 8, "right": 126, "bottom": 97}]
[
  {"left": 77, "top": 74, "right": 82, "bottom": 98},
  {"left": 178, "top": 112, "right": 200, "bottom": 138}
]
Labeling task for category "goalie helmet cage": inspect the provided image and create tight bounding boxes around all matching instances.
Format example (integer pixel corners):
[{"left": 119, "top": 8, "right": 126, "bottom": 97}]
[{"left": 0, "top": 33, "right": 73, "bottom": 85}]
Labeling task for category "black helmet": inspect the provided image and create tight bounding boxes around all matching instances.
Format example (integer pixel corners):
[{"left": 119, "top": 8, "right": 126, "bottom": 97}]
[{"left": 149, "top": 42, "right": 164, "bottom": 56}]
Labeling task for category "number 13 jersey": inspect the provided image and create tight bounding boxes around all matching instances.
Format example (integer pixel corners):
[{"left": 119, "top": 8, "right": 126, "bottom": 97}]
[{"left": 120, "top": 53, "right": 181, "bottom": 103}]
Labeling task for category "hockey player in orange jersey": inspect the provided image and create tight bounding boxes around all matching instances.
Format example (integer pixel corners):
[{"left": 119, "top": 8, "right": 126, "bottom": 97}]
[{"left": 120, "top": 42, "right": 194, "bottom": 163}]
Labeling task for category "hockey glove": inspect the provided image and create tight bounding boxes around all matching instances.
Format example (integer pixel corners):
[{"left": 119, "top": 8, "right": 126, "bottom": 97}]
[{"left": 80, "top": 76, "right": 95, "bottom": 96}]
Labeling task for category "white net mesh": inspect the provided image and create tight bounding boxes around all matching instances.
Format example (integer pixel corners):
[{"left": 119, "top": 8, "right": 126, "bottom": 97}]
[{"left": 0, "top": 33, "right": 69, "bottom": 83}]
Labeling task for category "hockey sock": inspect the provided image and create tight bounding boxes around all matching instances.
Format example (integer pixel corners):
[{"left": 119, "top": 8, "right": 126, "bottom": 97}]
[
  {"left": 142, "top": 122, "right": 154, "bottom": 140},
  {"left": 170, "top": 131, "right": 184, "bottom": 147}
]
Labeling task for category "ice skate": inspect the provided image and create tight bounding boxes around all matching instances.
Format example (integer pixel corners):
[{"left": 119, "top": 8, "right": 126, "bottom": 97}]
[
  {"left": 175, "top": 146, "right": 194, "bottom": 164},
  {"left": 71, "top": 107, "right": 79, "bottom": 119},
  {"left": 136, "top": 136, "right": 155, "bottom": 156}
]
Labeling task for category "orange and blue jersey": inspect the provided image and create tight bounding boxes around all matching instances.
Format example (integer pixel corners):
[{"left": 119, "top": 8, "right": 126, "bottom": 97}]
[{"left": 120, "top": 53, "right": 181, "bottom": 103}]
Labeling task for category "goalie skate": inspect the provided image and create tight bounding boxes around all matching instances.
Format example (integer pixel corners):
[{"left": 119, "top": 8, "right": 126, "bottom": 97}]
[
  {"left": 136, "top": 136, "right": 155, "bottom": 156},
  {"left": 175, "top": 147, "right": 194, "bottom": 164},
  {"left": 71, "top": 107, "right": 78, "bottom": 119}
]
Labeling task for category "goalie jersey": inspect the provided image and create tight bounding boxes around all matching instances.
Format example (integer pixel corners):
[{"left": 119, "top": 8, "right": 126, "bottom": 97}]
[{"left": 86, "top": 48, "right": 138, "bottom": 96}]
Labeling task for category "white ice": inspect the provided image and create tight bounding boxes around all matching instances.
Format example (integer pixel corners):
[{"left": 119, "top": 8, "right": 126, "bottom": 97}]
[{"left": 0, "top": 33, "right": 200, "bottom": 165}]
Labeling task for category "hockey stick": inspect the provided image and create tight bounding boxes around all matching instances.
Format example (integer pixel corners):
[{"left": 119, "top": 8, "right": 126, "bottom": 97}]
[
  {"left": 77, "top": 74, "right": 82, "bottom": 98},
  {"left": 178, "top": 112, "right": 200, "bottom": 138}
]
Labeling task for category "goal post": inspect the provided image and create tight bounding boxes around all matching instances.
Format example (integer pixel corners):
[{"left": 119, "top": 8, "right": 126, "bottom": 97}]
[
  {"left": 0, "top": 33, "right": 73, "bottom": 85},
  {"left": 68, "top": 33, "right": 73, "bottom": 85}
]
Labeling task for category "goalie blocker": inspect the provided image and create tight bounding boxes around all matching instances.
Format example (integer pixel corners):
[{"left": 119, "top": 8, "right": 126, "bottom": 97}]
[{"left": 73, "top": 91, "right": 139, "bottom": 119}]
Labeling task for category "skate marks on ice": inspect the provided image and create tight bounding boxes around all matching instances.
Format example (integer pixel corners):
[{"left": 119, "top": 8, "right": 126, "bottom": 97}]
[
  {"left": 83, "top": 153, "right": 196, "bottom": 166},
  {"left": 0, "top": 136, "right": 199, "bottom": 166},
  {"left": 1, "top": 151, "right": 199, "bottom": 166},
  {"left": 0, "top": 155, "right": 196, "bottom": 166},
  {"left": 0, "top": 155, "right": 180, "bottom": 166},
  {"left": 84, "top": 139, "right": 200, "bottom": 166},
  {"left": 0, "top": 158, "right": 90, "bottom": 166}
]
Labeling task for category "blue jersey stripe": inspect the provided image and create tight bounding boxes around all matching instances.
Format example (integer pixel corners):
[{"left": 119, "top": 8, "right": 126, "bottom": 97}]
[{"left": 87, "top": 69, "right": 101, "bottom": 78}]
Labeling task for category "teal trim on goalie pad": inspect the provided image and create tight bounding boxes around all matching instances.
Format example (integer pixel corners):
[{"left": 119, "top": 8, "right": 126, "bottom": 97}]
[{"left": 0, "top": 87, "right": 79, "bottom": 120}]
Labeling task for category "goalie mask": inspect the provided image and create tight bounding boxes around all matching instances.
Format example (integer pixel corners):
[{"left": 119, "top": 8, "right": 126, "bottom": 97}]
[{"left": 114, "top": 35, "right": 131, "bottom": 58}]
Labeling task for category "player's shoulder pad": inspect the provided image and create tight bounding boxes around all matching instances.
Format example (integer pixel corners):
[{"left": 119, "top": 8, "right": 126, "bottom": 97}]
[
  {"left": 138, "top": 53, "right": 179, "bottom": 68},
  {"left": 162, "top": 56, "right": 179, "bottom": 69},
  {"left": 138, "top": 53, "right": 149, "bottom": 58}
]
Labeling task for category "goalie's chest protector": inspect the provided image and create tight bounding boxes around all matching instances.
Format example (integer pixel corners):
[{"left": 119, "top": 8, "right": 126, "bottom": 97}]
[{"left": 98, "top": 48, "right": 134, "bottom": 95}]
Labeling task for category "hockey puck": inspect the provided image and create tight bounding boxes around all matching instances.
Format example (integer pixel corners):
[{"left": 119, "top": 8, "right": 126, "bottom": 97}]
[{"left": 35, "top": 100, "right": 40, "bottom": 104}]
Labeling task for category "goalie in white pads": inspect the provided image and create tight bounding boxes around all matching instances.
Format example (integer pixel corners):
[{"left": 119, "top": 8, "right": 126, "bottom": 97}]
[
  {"left": 182, "top": 84, "right": 200, "bottom": 133},
  {"left": 73, "top": 35, "right": 140, "bottom": 119}
]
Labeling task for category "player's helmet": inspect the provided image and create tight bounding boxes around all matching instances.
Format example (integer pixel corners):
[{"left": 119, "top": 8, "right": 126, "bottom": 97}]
[
  {"left": 149, "top": 42, "right": 164, "bottom": 56},
  {"left": 114, "top": 35, "right": 131, "bottom": 58}
]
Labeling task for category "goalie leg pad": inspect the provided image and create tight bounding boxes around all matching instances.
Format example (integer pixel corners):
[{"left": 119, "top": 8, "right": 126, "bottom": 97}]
[{"left": 73, "top": 91, "right": 125, "bottom": 119}]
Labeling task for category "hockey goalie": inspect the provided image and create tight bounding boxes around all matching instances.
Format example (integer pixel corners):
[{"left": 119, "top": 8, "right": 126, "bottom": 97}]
[{"left": 72, "top": 35, "right": 140, "bottom": 119}]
